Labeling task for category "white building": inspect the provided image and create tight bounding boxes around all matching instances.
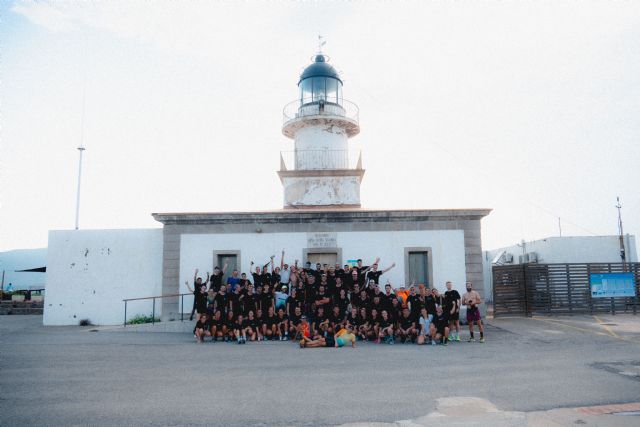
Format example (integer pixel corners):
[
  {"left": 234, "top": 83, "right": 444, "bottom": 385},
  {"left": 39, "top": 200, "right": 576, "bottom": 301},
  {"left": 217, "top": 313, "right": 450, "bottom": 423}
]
[
  {"left": 482, "top": 235, "right": 637, "bottom": 301},
  {"left": 44, "top": 52, "right": 491, "bottom": 325}
]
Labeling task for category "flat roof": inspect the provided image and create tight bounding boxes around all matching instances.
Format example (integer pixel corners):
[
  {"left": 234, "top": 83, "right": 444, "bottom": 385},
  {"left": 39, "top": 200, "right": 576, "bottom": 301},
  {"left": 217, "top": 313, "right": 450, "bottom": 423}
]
[{"left": 152, "top": 208, "right": 492, "bottom": 225}]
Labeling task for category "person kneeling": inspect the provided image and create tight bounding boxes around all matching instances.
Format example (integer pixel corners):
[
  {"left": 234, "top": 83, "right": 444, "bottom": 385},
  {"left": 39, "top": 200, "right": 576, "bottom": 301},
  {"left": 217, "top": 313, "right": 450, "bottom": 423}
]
[
  {"left": 429, "top": 306, "right": 450, "bottom": 346},
  {"left": 194, "top": 313, "right": 212, "bottom": 343}
]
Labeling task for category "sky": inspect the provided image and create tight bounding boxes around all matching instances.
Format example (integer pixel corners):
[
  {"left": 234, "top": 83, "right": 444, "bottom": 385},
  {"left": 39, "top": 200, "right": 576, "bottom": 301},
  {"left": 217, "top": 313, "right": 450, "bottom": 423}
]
[{"left": 1, "top": 0, "right": 639, "bottom": 254}]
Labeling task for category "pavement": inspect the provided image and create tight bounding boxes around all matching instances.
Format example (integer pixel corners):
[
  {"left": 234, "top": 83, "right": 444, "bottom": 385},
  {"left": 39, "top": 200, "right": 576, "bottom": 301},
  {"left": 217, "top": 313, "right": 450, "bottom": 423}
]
[{"left": 1, "top": 314, "right": 640, "bottom": 426}]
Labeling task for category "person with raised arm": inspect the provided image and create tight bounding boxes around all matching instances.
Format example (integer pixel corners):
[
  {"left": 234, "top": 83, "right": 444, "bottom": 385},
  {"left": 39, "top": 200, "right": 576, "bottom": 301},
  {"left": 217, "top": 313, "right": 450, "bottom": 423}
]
[
  {"left": 186, "top": 268, "right": 209, "bottom": 321},
  {"left": 366, "top": 260, "right": 396, "bottom": 285},
  {"left": 279, "top": 250, "right": 291, "bottom": 289},
  {"left": 209, "top": 263, "right": 228, "bottom": 292}
]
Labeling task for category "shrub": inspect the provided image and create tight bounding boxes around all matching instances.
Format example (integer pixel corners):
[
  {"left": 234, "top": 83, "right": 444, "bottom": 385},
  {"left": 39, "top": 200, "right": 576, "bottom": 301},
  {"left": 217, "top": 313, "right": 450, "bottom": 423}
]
[
  {"left": 79, "top": 319, "right": 92, "bottom": 326},
  {"left": 127, "top": 314, "right": 160, "bottom": 325}
]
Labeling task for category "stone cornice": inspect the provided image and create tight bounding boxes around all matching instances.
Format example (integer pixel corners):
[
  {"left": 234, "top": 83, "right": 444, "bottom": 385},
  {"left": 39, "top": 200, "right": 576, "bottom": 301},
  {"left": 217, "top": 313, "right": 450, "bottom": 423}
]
[{"left": 152, "top": 208, "right": 492, "bottom": 225}]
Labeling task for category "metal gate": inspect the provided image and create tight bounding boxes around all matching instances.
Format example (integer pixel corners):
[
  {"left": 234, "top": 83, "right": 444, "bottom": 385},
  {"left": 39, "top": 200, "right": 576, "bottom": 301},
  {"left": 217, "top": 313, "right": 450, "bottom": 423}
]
[{"left": 492, "top": 263, "right": 640, "bottom": 317}]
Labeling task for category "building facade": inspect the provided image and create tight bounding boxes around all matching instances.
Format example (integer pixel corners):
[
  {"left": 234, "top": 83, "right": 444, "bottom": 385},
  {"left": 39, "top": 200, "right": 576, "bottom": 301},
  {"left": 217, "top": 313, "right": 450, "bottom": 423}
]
[{"left": 44, "top": 52, "right": 491, "bottom": 325}]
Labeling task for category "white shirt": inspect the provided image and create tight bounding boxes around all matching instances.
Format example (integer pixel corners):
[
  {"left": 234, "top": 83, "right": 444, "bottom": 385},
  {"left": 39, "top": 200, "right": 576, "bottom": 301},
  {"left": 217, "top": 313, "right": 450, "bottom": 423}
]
[{"left": 279, "top": 268, "right": 290, "bottom": 284}]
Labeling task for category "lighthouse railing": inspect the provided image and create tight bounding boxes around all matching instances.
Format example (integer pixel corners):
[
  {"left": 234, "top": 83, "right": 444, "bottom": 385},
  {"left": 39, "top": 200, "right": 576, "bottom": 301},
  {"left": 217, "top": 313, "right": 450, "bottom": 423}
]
[
  {"left": 279, "top": 149, "right": 361, "bottom": 171},
  {"left": 283, "top": 98, "right": 359, "bottom": 125}
]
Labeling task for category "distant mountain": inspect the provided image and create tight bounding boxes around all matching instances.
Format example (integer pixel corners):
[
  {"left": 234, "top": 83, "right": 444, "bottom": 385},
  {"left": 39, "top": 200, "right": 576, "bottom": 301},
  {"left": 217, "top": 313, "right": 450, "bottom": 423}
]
[{"left": 0, "top": 248, "right": 47, "bottom": 290}]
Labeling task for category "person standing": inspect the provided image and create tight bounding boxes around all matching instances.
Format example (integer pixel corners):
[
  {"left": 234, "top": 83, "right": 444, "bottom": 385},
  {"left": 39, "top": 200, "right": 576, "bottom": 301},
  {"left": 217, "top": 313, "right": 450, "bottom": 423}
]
[
  {"left": 462, "top": 282, "right": 484, "bottom": 343},
  {"left": 444, "top": 281, "right": 462, "bottom": 341}
]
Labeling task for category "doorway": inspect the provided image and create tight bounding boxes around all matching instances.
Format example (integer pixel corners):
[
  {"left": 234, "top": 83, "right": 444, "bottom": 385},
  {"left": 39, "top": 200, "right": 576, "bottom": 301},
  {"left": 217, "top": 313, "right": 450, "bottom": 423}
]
[
  {"left": 407, "top": 251, "right": 429, "bottom": 286},
  {"left": 307, "top": 253, "right": 338, "bottom": 268},
  {"left": 213, "top": 251, "right": 240, "bottom": 280}
]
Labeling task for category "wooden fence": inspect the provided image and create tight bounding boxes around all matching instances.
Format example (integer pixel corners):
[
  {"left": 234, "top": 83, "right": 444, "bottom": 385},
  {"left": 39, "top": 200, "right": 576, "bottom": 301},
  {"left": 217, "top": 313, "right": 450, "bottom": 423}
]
[{"left": 492, "top": 263, "right": 640, "bottom": 317}]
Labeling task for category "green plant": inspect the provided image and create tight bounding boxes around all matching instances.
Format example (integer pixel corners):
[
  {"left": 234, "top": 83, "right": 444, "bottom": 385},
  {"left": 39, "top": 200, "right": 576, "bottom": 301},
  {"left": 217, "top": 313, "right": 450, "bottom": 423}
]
[{"left": 127, "top": 314, "right": 161, "bottom": 325}]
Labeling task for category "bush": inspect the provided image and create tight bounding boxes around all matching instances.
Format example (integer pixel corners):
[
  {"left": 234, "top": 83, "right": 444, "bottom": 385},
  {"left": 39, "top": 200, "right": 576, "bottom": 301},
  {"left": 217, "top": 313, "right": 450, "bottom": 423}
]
[
  {"left": 79, "top": 319, "right": 92, "bottom": 326},
  {"left": 127, "top": 314, "right": 160, "bottom": 325}
]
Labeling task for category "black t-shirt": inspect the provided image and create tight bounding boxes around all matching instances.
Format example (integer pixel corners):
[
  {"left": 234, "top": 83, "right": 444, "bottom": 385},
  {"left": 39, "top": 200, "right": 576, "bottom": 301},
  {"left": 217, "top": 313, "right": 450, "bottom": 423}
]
[
  {"left": 425, "top": 296, "right": 437, "bottom": 316},
  {"left": 366, "top": 270, "right": 383, "bottom": 284},
  {"left": 285, "top": 296, "right": 298, "bottom": 313},
  {"left": 334, "top": 296, "right": 349, "bottom": 314},
  {"left": 194, "top": 291, "right": 208, "bottom": 308},
  {"left": 243, "top": 294, "right": 257, "bottom": 315},
  {"left": 212, "top": 317, "right": 225, "bottom": 328},
  {"left": 330, "top": 312, "right": 344, "bottom": 325},
  {"left": 259, "top": 293, "right": 273, "bottom": 312},
  {"left": 433, "top": 313, "right": 449, "bottom": 331},
  {"left": 276, "top": 314, "right": 288, "bottom": 324},
  {"left": 263, "top": 314, "right": 277, "bottom": 327},
  {"left": 407, "top": 295, "right": 420, "bottom": 313},
  {"left": 444, "top": 290, "right": 461, "bottom": 311},
  {"left": 346, "top": 313, "right": 359, "bottom": 327},
  {"left": 378, "top": 318, "right": 391, "bottom": 328},
  {"left": 225, "top": 317, "right": 239, "bottom": 329},
  {"left": 241, "top": 318, "right": 254, "bottom": 329},
  {"left": 209, "top": 273, "right": 224, "bottom": 291},
  {"left": 314, "top": 312, "right": 328, "bottom": 327},
  {"left": 214, "top": 293, "right": 227, "bottom": 312},
  {"left": 271, "top": 273, "right": 281, "bottom": 286},
  {"left": 289, "top": 313, "right": 302, "bottom": 326},
  {"left": 399, "top": 315, "right": 414, "bottom": 329},
  {"left": 194, "top": 319, "right": 210, "bottom": 330},
  {"left": 315, "top": 292, "right": 330, "bottom": 308}
]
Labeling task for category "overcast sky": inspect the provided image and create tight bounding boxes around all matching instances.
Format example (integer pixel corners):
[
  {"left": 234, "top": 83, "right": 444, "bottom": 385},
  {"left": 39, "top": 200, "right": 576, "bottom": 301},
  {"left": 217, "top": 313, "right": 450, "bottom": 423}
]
[{"left": 1, "top": 0, "right": 639, "bottom": 253}]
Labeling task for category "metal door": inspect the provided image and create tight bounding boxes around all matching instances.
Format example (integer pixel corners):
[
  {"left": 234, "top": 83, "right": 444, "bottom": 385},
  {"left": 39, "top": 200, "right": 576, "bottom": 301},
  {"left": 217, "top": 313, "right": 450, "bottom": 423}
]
[{"left": 408, "top": 251, "right": 429, "bottom": 286}]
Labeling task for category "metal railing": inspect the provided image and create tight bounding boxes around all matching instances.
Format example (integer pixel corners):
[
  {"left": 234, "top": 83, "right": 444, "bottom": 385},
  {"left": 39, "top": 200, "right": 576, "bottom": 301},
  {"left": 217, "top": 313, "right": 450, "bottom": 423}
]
[
  {"left": 122, "top": 293, "right": 191, "bottom": 327},
  {"left": 280, "top": 149, "right": 361, "bottom": 171},
  {"left": 283, "top": 98, "right": 359, "bottom": 125}
]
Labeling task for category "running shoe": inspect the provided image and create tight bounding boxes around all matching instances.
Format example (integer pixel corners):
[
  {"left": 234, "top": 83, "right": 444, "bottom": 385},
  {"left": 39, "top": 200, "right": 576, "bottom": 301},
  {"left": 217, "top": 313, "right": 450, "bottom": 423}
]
[
  {"left": 468, "top": 337, "right": 475, "bottom": 342},
  {"left": 479, "top": 337, "right": 485, "bottom": 343}
]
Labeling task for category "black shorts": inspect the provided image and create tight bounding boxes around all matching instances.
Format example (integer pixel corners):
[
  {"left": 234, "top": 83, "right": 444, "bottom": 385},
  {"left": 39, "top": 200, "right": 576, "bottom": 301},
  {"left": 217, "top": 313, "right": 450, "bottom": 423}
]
[
  {"left": 450, "top": 312, "right": 459, "bottom": 321},
  {"left": 325, "top": 336, "right": 335, "bottom": 347}
]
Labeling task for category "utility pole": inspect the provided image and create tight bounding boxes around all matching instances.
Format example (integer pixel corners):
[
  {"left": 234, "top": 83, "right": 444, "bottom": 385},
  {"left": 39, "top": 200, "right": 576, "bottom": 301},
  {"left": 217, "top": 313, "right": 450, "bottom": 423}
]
[
  {"left": 558, "top": 217, "right": 562, "bottom": 237},
  {"left": 75, "top": 146, "right": 85, "bottom": 230},
  {"left": 615, "top": 196, "right": 626, "bottom": 265}
]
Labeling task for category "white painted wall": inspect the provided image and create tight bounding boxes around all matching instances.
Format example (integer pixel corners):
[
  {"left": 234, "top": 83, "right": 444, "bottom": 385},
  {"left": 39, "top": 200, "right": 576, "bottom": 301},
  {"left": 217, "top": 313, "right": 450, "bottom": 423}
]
[
  {"left": 294, "top": 124, "right": 349, "bottom": 167},
  {"left": 179, "top": 229, "right": 468, "bottom": 307},
  {"left": 282, "top": 175, "right": 361, "bottom": 207},
  {"left": 44, "top": 229, "right": 163, "bottom": 325},
  {"left": 482, "top": 235, "right": 637, "bottom": 302}
]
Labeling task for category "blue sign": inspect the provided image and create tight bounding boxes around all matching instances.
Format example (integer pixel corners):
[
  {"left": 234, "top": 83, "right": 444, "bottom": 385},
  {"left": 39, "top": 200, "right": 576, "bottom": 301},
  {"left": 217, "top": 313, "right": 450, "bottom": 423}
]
[{"left": 590, "top": 273, "right": 636, "bottom": 298}]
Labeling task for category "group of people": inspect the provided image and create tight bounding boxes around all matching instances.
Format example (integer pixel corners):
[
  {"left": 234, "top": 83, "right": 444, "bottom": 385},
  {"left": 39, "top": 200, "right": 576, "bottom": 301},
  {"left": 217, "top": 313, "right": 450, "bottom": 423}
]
[{"left": 187, "top": 251, "right": 485, "bottom": 347}]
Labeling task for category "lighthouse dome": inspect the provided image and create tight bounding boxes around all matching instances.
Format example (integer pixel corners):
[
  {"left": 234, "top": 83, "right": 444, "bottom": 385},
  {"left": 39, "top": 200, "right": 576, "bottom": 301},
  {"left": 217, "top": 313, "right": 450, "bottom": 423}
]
[{"left": 298, "top": 54, "right": 343, "bottom": 105}]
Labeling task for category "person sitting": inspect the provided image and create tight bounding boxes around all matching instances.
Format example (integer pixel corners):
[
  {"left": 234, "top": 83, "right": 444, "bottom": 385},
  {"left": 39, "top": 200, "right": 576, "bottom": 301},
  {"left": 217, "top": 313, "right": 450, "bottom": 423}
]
[
  {"left": 416, "top": 307, "right": 433, "bottom": 345},
  {"left": 429, "top": 306, "right": 450, "bottom": 346},
  {"left": 275, "top": 307, "right": 289, "bottom": 341},
  {"left": 242, "top": 310, "right": 258, "bottom": 342},
  {"left": 377, "top": 310, "right": 394, "bottom": 344},
  {"left": 193, "top": 313, "right": 211, "bottom": 343}
]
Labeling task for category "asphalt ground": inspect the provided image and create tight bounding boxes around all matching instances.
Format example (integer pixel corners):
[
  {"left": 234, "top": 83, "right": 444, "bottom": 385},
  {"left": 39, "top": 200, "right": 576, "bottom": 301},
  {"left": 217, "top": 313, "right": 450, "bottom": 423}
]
[{"left": 1, "top": 315, "right": 640, "bottom": 426}]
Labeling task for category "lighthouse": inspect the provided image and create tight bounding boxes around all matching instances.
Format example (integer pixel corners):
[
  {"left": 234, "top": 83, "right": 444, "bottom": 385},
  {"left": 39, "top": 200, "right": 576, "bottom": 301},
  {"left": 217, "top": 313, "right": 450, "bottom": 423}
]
[{"left": 278, "top": 52, "right": 364, "bottom": 208}]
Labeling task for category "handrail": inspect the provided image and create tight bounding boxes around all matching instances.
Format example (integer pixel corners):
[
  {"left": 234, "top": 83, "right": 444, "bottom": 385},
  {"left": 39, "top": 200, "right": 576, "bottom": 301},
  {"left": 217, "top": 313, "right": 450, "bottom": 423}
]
[
  {"left": 283, "top": 98, "right": 359, "bottom": 125},
  {"left": 123, "top": 292, "right": 192, "bottom": 327},
  {"left": 122, "top": 293, "right": 189, "bottom": 302}
]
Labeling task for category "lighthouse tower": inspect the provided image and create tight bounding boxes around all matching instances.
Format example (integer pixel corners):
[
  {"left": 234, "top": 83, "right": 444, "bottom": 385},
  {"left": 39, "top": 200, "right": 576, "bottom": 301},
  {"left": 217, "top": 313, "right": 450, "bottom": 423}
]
[{"left": 278, "top": 52, "right": 364, "bottom": 208}]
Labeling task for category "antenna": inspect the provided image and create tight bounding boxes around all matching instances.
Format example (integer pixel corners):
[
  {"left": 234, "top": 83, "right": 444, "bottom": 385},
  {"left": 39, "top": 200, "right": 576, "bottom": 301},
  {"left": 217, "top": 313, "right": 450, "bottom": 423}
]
[
  {"left": 317, "top": 34, "right": 326, "bottom": 54},
  {"left": 616, "top": 196, "right": 626, "bottom": 264},
  {"left": 75, "top": 36, "right": 88, "bottom": 230}
]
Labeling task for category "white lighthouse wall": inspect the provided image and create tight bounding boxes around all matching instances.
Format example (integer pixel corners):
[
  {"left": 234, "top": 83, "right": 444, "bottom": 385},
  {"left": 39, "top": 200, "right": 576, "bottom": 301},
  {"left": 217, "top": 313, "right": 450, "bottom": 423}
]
[
  {"left": 179, "top": 229, "right": 467, "bottom": 303},
  {"left": 282, "top": 175, "right": 361, "bottom": 206},
  {"left": 44, "top": 229, "right": 163, "bottom": 325},
  {"left": 294, "top": 124, "right": 349, "bottom": 169}
]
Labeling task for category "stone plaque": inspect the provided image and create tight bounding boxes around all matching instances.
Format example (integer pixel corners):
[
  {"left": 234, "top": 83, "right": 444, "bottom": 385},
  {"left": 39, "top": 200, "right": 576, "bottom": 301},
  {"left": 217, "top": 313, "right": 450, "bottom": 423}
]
[{"left": 307, "top": 232, "right": 337, "bottom": 248}]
